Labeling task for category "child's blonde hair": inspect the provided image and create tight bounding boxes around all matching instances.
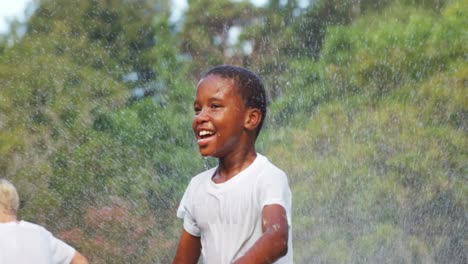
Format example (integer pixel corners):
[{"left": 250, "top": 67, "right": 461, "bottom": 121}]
[{"left": 0, "top": 179, "right": 20, "bottom": 215}]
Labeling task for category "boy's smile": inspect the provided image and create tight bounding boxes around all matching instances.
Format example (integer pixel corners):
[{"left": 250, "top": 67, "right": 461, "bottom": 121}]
[{"left": 192, "top": 74, "right": 248, "bottom": 158}]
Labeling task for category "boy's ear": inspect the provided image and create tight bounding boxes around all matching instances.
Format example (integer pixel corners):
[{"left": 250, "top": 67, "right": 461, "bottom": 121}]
[{"left": 244, "top": 108, "right": 262, "bottom": 131}]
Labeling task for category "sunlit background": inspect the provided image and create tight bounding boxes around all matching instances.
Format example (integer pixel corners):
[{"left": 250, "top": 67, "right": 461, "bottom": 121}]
[
  {"left": 0, "top": 0, "right": 466, "bottom": 263},
  {"left": 0, "top": 1, "right": 29, "bottom": 33}
]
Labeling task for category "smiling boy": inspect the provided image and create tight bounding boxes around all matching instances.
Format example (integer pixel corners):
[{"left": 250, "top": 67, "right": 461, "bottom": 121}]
[{"left": 173, "top": 65, "right": 293, "bottom": 264}]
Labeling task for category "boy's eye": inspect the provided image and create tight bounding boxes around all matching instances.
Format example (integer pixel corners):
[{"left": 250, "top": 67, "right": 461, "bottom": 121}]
[
  {"left": 194, "top": 107, "right": 201, "bottom": 114},
  {"left": 210, "top": 104, "right": 221, "bottom": 109}
]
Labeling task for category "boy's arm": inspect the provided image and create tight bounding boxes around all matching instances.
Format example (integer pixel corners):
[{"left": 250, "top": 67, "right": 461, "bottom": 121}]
[
  {"left": 172, "top": 229, "right": 202, "bottom": 264},
  {"left": 70, "top": 251, "right": 89, "bottom": 264},
  {"left": 233, "top": 204, "right": 289, "bottom": 264}
]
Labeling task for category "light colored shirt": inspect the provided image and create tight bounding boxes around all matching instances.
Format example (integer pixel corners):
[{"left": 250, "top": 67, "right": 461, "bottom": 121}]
[
  {"left": 177, "top": 153, "right": 293, "bottom": 263},
  {"left": 0, "top": 220, "right": 76, "bottom": 264}
]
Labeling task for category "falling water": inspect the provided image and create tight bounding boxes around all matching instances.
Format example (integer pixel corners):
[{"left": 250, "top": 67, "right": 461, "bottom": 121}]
[{"left": 0, "top": 0, "right": 466, "bottom": 263}]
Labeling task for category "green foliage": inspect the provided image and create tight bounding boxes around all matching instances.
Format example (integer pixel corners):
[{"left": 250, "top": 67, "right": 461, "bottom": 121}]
[
  {"left": 26, "top": 0, "right": 164, "bottom": 80},
  {"left": 181, "top": 0, "right": 259, "bottom": 76},
  {"left": 265, "top": 0, "right": 467, "bottom": 262},
  {"left": 0, "top": 0, "right": 466, "bottom": 263},
  {"left": 0, "top": 0, "right": 194, "bottom": 262}
]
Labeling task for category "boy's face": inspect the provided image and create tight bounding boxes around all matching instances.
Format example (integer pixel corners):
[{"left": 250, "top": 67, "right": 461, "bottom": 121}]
[{"left": 192, "top": 74, "right": 248, "bottom": 157}]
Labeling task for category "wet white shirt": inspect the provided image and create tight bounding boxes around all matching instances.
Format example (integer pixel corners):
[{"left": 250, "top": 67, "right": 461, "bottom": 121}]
[
  {"left": 0, "top": 220, "right": 76, "bottom": 264},
  {"left": 177, "top": 153, "right": 293, "bottom": 263}
]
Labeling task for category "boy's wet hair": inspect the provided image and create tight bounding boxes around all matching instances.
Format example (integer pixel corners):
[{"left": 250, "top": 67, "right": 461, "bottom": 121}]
[{"left": 203, "top": 65, "right": 267, "bottom": 137}]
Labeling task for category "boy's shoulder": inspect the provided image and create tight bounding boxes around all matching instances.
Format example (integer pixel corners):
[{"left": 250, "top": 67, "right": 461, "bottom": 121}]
[
  {"left": 190, "top": 166, "right": 217, "bottom": 184},
  {"left": 257, "top": 154, "right": 287, "bottom": 176},
  {"left": 19, "top": 221, "right": 50, "bottom": 233},
  {"left": 0, "top": 221, "right": 51, "bottom": 236},
  {"left": 187, "top": 154, "right": 287, "bottom": 187}
]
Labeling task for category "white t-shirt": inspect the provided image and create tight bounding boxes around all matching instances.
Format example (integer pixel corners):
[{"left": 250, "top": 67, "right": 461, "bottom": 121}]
[
  {"left": 0, "top": 220, "right": 76, "bottom": 264},
  {"left": 177, "top": 153, "right": 293, "bottom": 263}
]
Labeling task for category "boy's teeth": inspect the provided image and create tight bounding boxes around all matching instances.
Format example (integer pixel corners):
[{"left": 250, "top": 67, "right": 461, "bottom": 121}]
[{"left": 199, "top": 130, "right": 213, "bottom": 136}]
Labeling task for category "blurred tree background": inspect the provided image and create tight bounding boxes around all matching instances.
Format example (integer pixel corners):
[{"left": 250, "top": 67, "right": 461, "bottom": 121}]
[{"left": 0, "top": 0, "right": 466, "bottom": 263}]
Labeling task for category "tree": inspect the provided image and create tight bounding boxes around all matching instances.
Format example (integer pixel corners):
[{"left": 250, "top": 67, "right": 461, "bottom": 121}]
[
  {"left": 265, "top": 0, "right": 466, "bottom": 262},
  {"left": 181, "top": 0, "right": 260, "bottom": 77},
  {"left": 0, "top": 0, "right": 196, "bottom": 262}
]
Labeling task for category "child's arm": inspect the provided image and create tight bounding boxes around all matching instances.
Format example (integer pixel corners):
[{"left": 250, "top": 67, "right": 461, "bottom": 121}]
[
  {"left": 233, "top": 204, "right": 289, "bottom": 264},
  {"left": 172, "top": 229, "right": 202, "bottom": 264},
  {"left": 70, "top": 251, "right": 89, "bottom": 264}
]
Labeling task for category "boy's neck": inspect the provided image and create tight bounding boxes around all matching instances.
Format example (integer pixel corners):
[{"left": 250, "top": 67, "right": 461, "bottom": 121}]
[
  {"left": 214, "top": 148, "right": 257, "bottom": 184},
  {"left": 0, "top": 213, "right": 17, "bottom": 223}
]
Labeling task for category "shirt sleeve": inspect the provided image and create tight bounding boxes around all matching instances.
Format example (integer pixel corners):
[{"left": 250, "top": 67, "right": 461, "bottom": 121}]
[
  {"left": 47, "top": 229, "right": 76, "bottom": 264},
  {"left": 258, "top": 169, "right": 292, "bottom": 225},
  {"left": 177, "top": 179, "right": 201, "bottom": 237}
]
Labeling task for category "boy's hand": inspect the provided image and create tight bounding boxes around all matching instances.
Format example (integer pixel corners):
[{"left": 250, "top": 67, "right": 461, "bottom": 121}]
[{"left": 232, "top": 204, "right": 289, "bottom": 264}]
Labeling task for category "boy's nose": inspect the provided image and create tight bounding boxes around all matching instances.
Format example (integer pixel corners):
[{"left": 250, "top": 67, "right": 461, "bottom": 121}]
[{"left": 194, "top": 109, "right": 209, "bottom": 123}]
